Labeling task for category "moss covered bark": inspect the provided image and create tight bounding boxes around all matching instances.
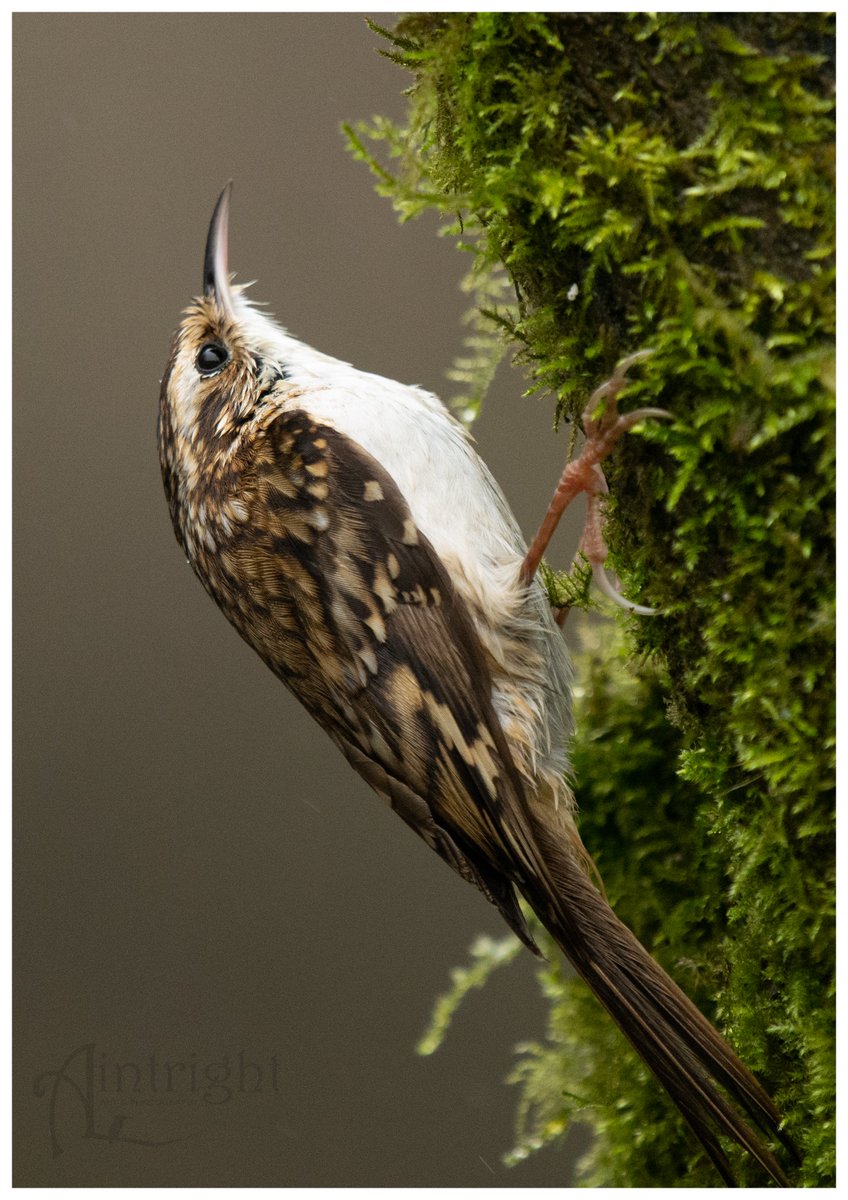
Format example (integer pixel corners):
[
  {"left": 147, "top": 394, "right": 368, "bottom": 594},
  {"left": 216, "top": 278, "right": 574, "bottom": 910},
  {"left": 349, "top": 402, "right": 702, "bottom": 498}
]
[{"left": 347, "top": 12, "right": 834, "bottom": 1186}]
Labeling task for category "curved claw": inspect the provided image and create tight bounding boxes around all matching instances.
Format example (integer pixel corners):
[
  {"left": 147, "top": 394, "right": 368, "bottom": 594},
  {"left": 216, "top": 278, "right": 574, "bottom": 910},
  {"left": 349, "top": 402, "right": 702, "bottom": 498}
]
[
  {"left": 617, "top": 348, "right": 655, "bottom": 370},
  {"left": 591, "top": 562, "right": 658, "bottom": 616},
  {"left": 587, "top": 349, "right": 655, "bottom": 407},
  {"left": 616, "top": 406, "right": 675, "bottom": 430},
  {"left": 583, "top": 350, "right": 667, "bottom": 438}
]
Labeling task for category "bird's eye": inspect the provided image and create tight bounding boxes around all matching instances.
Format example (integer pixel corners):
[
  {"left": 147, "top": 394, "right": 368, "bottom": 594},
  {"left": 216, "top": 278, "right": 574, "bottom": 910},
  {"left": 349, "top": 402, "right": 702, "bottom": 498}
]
[{"left": 196, "top": 342, "right": 229, "bottom": 375}]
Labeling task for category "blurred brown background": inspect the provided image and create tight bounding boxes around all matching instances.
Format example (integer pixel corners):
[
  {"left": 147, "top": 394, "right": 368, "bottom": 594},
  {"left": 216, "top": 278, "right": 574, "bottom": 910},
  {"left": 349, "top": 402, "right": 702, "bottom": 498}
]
[{"left": 14, "top": 13, "right": 588, "bottom": 1186}]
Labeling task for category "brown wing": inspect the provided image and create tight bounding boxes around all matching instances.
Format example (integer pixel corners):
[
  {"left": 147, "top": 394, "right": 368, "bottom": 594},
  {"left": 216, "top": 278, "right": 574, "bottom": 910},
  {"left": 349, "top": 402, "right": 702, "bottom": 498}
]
[{"left": 237, "top": 408, "right": 549, "bottom": 951}]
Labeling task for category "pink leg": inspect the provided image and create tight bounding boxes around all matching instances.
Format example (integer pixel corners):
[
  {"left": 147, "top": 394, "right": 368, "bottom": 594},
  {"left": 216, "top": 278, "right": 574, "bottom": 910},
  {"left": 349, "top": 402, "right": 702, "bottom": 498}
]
[{"left": 521, "top": 350, "right": 671, "bottom": 614}]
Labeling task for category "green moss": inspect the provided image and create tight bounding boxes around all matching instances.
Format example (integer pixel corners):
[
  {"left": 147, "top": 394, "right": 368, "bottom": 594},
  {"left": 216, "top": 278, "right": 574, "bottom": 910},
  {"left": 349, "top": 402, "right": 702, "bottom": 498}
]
[{"left": 348, "top": 13, "right": 834, "bottom": 1187}]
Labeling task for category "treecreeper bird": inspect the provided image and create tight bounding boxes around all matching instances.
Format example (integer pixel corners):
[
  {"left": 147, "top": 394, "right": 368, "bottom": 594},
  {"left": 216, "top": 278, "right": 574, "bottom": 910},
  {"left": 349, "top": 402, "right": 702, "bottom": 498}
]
[{"left": 158, "top": 185, "right": 793, "bottom": 1186}]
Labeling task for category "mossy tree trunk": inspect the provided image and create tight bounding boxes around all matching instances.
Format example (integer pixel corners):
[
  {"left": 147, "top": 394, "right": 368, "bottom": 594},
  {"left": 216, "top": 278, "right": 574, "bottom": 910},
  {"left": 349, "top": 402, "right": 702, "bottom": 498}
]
[{"left": 348, "top": 12, "right": 834, "bottom": 1187}]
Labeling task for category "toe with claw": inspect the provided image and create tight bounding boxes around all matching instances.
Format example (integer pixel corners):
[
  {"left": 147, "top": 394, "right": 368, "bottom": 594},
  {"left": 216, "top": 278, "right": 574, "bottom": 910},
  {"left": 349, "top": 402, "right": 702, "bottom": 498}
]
[{"left": 520, "top": 349, "right": 672, "bottom": 617}]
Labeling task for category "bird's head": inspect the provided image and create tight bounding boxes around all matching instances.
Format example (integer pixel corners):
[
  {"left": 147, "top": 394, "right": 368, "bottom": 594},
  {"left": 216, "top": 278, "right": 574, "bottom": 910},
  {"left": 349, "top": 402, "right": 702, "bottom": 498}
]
[{"left": 158, "top": 184, "right": 297, "bottom": 507}]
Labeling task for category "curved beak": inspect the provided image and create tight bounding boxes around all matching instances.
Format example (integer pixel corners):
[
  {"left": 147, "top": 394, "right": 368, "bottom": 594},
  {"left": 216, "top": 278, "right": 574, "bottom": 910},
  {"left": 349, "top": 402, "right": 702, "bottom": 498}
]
[{"left": 203, "top": 181, "right": 235, "bottom": 314}]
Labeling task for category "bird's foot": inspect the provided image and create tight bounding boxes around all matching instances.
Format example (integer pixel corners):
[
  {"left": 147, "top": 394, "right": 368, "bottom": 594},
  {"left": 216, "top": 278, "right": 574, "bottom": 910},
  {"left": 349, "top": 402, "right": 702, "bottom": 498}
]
[
  {"left": 578, "top": 465, "right": 658, "bottom": 616},
  {"left": 521, "top": 350, "right": 672, "bottom": 615}
]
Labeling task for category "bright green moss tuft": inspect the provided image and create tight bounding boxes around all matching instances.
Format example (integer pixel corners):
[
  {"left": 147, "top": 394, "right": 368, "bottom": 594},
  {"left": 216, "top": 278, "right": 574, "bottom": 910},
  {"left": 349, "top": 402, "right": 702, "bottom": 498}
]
[{"left": 348, "top": 13, "right": 834, "bottom": 1186}]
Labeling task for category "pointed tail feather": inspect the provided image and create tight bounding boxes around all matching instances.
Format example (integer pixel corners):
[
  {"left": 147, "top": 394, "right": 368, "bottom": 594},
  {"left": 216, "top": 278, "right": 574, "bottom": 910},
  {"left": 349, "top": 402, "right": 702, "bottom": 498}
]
[{"left": 520, "top": 821, "right": 793, "bottom": 1186}]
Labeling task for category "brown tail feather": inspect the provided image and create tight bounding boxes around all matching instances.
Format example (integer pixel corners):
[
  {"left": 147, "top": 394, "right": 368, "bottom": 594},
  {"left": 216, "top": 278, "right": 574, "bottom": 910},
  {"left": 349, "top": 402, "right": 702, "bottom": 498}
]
[{"left": 520, "top": 820, "right": 793, "bottom": 1186}]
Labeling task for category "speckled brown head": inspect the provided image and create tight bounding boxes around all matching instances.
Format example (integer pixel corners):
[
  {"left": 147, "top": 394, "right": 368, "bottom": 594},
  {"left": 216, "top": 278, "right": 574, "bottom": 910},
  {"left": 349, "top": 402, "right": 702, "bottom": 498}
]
[{"left": 158, "top": 184, "right": 292, "bottom": 562}]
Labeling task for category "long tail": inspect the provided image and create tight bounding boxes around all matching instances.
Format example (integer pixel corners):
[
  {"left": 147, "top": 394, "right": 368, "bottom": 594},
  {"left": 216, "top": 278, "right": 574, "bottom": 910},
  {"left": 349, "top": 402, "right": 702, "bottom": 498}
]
[{"left": 519, "top": 819, "right": 795, "bottom": 1186}]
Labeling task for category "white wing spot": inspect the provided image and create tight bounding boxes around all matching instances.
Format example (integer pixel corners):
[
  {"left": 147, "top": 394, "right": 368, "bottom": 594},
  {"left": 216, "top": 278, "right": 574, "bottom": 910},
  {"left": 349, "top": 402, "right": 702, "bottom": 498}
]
[
  {"left": 363, "top": 480, "right": 384, "bottom": 502},
  {"left": 307, "top": 508, "right": 330, "bottom": 532}
]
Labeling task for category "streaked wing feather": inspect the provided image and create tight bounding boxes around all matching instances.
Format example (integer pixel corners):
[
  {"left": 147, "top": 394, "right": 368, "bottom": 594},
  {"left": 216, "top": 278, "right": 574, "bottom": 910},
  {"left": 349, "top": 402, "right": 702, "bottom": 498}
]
[{"left": 255, "top": 410, "right": 542, "bottom": 943}]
